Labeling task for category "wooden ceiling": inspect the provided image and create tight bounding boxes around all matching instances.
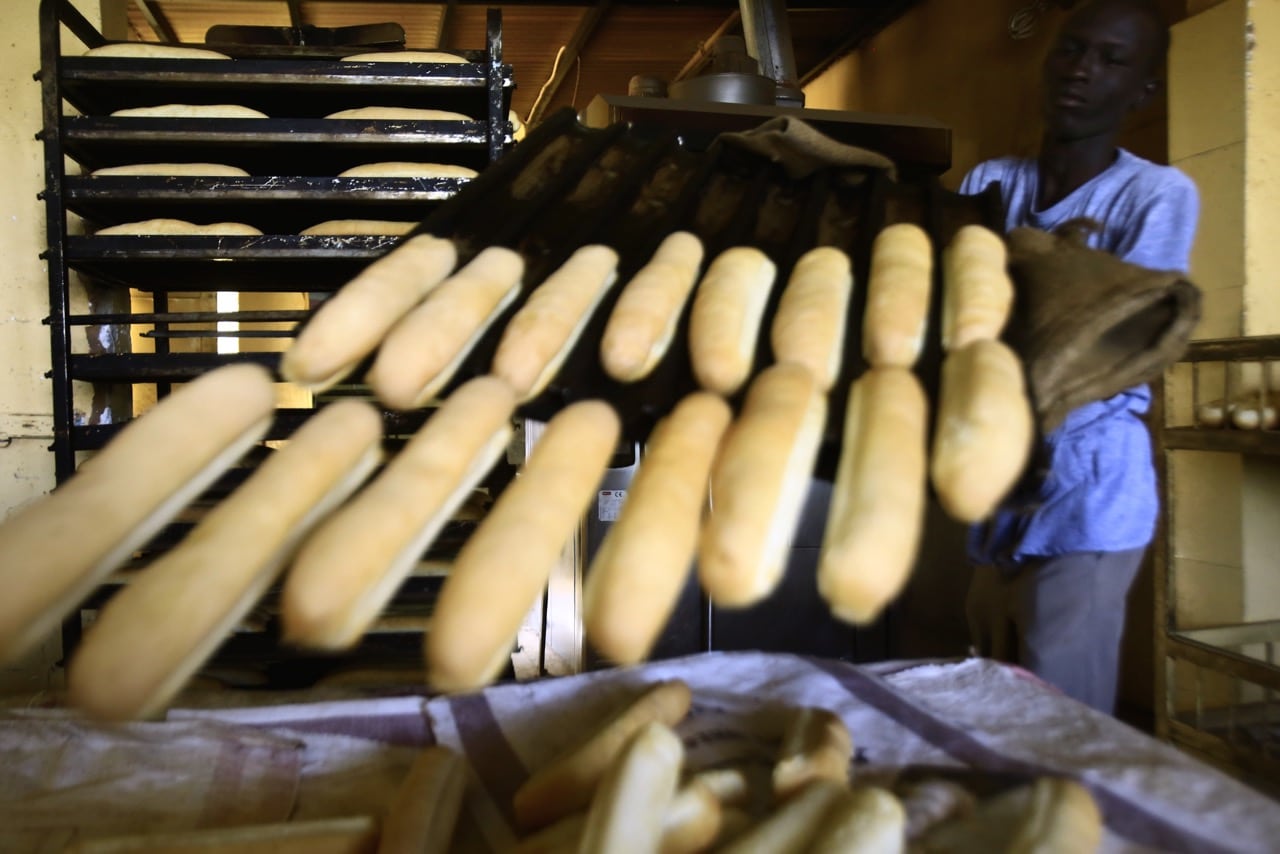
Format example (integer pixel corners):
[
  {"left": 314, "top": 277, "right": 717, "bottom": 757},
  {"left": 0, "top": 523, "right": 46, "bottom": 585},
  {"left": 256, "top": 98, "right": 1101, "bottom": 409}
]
[{"left": 123, "top": 1, "right": 920, "bottom": 120}]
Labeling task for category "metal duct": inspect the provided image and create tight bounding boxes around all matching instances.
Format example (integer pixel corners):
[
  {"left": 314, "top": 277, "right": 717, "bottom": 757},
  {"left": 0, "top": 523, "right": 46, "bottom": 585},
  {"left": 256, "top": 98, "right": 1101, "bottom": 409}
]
[{"left": 739, "top": 0, "right": 804, "bottom": 107}]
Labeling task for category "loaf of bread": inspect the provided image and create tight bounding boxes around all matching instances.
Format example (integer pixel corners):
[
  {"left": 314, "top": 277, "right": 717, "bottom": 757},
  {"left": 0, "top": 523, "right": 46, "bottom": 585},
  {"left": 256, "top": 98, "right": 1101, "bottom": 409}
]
[
  {"left": 661, "top": 780, "right": 724, "bottom": 854},
  {"left": 67, "top": 400, "right": 383, "bottom": 721},
  {"left": 324, "top": 107, "right": 471, "bottom": 121},
  {"left": 699, "top": 363, "right": 826, "bottom": 607},
  {"left": 770, "top": 246, "right": 854, "bottom": 390},
  {"left": 583, "top": 392, "right": 731, "bottom": 665},
  {"left": 426, "top": 401, "right": 619, "bottom": 693},
  {"left": 368, "top": 246, "right": 524, "bottom": 410},
  {"left": 378, "top": 747, "right": 469, "bottom": 854},
  {"left": 808, "top": 786, "right": 906, "bottom": 853},
  {"left": 282, "top": 376, "right": 515, "bottom": 650},
  {"left": 491, "top": 245, "right": 619, "bottom": 401},
  {"left": 819, "top": 368, "right": 927, "bottom": 625},
  {"left": 773, "top": 707, "right": 854, "bottom": 799},
  {"left": 862, "top": 223, "right": 932, "bottom": 368},
  {"left": 688, "top": 246, "right": 777, "bottom": 396},
  {"left": 930, "top": 339, "right": 1034, "bottom": 523},
  {"left": 599, "top": 231, "right": 704, "bottom": 382},
  {"left": 942, "top": 224, "right": 1014, "bottom": 351},
  {"left": 513, "top": 679, "right": 693, "bottom": 831},
  {"left": 577, "top": 722, "right": 685, "bottom": 854},
  {"left": 90, "top": 163, "right": 249, "bottom": 177},
  {"left": 280, "top": 233, "right": 458, "bottom": 391},
  {"left": 111, "top": 104, "right": 267, "bottom": 118},
  {"left": 0, "top": 364, "right": 275, "bottom": 666}
]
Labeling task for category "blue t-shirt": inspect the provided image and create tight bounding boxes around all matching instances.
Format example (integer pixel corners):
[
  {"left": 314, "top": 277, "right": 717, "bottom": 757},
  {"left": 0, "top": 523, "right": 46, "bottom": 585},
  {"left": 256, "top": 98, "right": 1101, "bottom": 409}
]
[{"left": 959, "top": 148, "right": 1199, "bottom": 564}]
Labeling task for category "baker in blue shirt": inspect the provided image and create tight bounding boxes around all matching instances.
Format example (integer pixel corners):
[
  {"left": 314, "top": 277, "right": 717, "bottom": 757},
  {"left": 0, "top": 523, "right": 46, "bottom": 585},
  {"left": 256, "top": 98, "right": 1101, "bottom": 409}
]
[{"left": 959, "top": 0, "right": 1199, "bottom": 714}]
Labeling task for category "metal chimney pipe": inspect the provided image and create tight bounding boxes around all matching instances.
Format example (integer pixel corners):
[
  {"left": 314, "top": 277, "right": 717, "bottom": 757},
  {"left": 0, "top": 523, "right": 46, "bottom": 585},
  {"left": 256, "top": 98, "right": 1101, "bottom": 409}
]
[{"left": 739, "top": 0, "right": 804, "bottom": 107}]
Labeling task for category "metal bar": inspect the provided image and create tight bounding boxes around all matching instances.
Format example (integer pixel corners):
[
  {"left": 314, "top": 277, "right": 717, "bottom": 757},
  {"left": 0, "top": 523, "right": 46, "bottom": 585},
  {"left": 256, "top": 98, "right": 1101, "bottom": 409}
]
[
  {"left": 485, "top": 8, "right": 504, "bottom": 163},
  {"left": 1153, "top": 375, "right": 1174, "bottom": 738},
  {"left": 527, "top": 1, "right": 614, "bottom": 126},
  {"left": 1181, "top": 335, "right": 1280, "bottom": 362},
  {"left": 133, "top": 0, "right": 180, "bottom": 44},
  {"left": 437, "top": 0, "right": 457, "bottom": 49},
  {"left": 286, "top": 0, "right": 306, "bottom": 29},
  {"left": 141, "top": 329, "right": 295, "bottom": 339},
  {"left": 54, "top": 0, "right": 108, "bottom": 49},
  {"left": 673, "top": 11, "right": 741, "bottom": 83},
  {"left": 69, "top": 309, "right": 309, "bottom": 325}
]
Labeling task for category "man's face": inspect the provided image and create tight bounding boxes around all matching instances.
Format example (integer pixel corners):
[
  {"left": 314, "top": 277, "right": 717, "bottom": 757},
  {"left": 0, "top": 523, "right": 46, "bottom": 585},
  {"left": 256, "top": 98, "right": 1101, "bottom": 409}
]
[{"left": 1041, "top": 2, "right": 1161, "bottom": 142}]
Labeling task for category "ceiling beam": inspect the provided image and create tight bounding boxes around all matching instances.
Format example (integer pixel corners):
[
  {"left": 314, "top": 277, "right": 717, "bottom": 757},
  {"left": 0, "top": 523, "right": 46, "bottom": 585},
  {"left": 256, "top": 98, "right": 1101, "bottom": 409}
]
[
  {"left": 798, "top": 0, "right": 921, "bottom": 86},
  {"left": 133, "top": 0, "right": 179, "bottom": 43},
  {"left": 527, "top": 0, "right": 615, "bottom": 125},
  {"left": 285, "top": 0, "right": 306, "bottom": 28},
  {"left": 673, "top": 10, "right": 740, "bottom": 83}
]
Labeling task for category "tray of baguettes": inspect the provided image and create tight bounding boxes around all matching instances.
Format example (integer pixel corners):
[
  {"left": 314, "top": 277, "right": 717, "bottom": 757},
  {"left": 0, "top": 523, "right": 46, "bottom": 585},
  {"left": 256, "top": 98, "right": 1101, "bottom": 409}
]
[{"left": 0, "top": 109, "right": 1201, "bottom": 721}]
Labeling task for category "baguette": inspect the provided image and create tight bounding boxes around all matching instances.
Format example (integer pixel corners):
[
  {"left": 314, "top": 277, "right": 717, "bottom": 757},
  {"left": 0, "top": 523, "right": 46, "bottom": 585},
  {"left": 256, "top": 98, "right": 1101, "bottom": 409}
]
[
  {"left": 90, "top": 163, "right": 249, "bottom": 177},
  {"left": 67, "top": 816, "right": 379, "bottom": 854},
  {"left": 281, "top": 233, "right": 458, "bottom": 390},
  {"left": 600, "top": 232, "right": 704, "bottom": 382},
  {"left": 491, "top": 245, "right": 620, "bottom": 401},
  {"left": 688, "top": 246, "right": 777, "bottom": 396},
  {"left": 770, "top": 247, "right": 855, "bottom": 390},
  {"left": 369, "top": 246, "right": 524, "bottom": 410},
  {"left": 862, "top": 223, "right": 933, "bottom": 368},
  {"left": 772, "top": 707, "right": 854, "bottom": 799},
  {"left": 941, "top": 224, "right": 1014, "bottom": 350},
  {"left": 426, "top": 401, "right": 619, "bottom": 692},
  {"left": 513, "top": 679, "right": 693, "bottom": 831},
  {"left": 378, "top": 746, "right": 469, "bottom": 854},
  {"left": 95, "top": 218, "right": 262, "bottom": 236},
  {"left": 300, "top": 219, "right": 417, "bottom": 236},
  {"left": 659, "top": 780, "right": 723, "bottom": 854},
  {"left": 699, "top": 364, "right": 826, "bottom": 607},
  {"left": 819, "top": 368, "right": 927, "bottom": 625},
  {"left": 1008, "top": 778, "right": 1102, "bottom": 854},
  {"left": 584, "top": 392, "right": 732, "bottom": 664},
  {"left": 67, "top": 400, "right": 383, "bottom": 721},
  {"left": 0, "top": 364, "right": 275, "bottom": 666},
  {"left": 578, "top": 722, "right": 685, "bottom": 854},
  {"left": 718, "top": 779, "right": 846, "bottom": 854},
  {"left": 807, "top": 786, "right": 906, "bottom": 854},
  {"left": 83, "top": 43, "right": 230, "bottom": 60},
  {"left": 688, "top": 767, "right": 753, "bottom": 808},
  {"left": 282, "top": 377, "right": 515, "bottom": 650},
  {"left": 930, "top": 339, "right": 1034, "bottom": 523},
  {"left": 111, "top": 104, "right": 267, "bottom": 119},
  {"left": 512, "top": 814, "right": 587, "bottom": 854}
]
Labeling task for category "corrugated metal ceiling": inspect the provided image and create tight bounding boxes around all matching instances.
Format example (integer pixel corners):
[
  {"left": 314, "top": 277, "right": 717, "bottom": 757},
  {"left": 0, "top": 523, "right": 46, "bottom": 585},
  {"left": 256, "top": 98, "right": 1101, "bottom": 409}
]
[{"left": 123, "top": 2, "right": 914, "bottom": 120}]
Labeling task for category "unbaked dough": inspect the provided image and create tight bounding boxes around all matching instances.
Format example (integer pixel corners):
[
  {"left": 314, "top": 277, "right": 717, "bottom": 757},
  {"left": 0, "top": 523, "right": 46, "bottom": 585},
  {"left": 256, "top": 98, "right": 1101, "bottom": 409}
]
[
  {"left": 111, "top": 104, "right": 268, "bottom": 118},
  {"left": 337, "top": 162, "right": 478, "bottom": 179},
  {"left": 91, "top": 163, "right": 249, "bottom": 177},
  {"left": 340, "top": 51, "right": 470, "bottom": 64},
  {"left": 300, "top": 220, "right": 418, "bottom": 236},
  {"left": 324, "top": 107, "right": 472, "bottom": 121},
  {"left": 83, "top": 43, "right": 230, "bottom": 60},
  {"left": 95, "top": 219, "right": 262, "bottom": 236}
]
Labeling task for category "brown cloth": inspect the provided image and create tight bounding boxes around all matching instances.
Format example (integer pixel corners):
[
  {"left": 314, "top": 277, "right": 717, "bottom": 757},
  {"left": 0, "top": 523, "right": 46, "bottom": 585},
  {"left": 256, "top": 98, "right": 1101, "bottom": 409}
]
[
  {"left": 1005, "top": 223, "right": 1202, "bottom": 432},
  {"left": 721, "top": 116, "right": 897, "bottom": 180}
]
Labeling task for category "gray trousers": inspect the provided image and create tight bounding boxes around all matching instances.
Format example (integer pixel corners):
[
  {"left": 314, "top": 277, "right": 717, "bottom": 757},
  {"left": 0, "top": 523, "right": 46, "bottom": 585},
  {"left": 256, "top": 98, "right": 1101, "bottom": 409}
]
[{"left": 966, "top": 548, "right": 1146, "bottom": 715}]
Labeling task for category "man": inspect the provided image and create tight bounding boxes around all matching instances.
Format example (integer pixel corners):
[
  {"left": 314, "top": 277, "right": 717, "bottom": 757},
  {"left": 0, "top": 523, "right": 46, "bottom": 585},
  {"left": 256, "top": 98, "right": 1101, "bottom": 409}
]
[{"left": 960, "top": 0, "right": 1199, "bottom": 714}]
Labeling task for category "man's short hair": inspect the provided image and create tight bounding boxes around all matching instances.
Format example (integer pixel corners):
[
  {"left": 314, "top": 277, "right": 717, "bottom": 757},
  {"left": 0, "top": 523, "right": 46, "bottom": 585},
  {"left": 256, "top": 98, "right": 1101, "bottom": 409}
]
[{"left": 1077, "top": 0, "right": 1171, "bottom": 75}]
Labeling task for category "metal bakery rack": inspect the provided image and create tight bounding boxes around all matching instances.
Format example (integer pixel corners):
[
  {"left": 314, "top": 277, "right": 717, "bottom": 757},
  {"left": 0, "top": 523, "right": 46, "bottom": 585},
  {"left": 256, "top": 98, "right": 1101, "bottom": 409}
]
[{"left": 36, "top": 0, "right": 513, "bottom": 686}]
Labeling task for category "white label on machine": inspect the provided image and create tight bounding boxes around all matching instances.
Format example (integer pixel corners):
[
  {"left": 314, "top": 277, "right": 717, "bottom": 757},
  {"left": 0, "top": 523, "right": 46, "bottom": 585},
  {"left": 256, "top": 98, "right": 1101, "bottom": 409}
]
[{"left": 598, "top": 489, "right": 627, "bottom": 522}]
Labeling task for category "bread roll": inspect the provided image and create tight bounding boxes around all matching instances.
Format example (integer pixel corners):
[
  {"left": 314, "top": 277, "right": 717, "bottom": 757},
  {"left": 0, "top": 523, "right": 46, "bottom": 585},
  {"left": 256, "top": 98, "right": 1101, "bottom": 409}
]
[
  {"left": 341, "top": 51, "right": 470, "bottom": 63},
  {"left": 282, "top": 377, "right": 515, "bottom": 650},
  {"left": 718, "top": 779, "right": 846, "bottom": 854},
  {"left": 930, "top": 339, "right": 1033, "bottom": 523},
  {"left": 491, "top": 245, "right": 619, "bottom": 401},
  {"left": 773, "top": 707, "right": 854, "bottom": 799},
  {"left": 0, "top": 364, "right": 275, "bottom": 666},
  {"left": 688, "top": 767, "right": 753, "bottom": 808},
  {"left": 90, "top": 163, "right": 249, "bottom": 177},
  {"left": 281, "top": 233, "right": 458, "bottom": 391},
  {"left": 111, "top": 104, "right": 267, "bottom": 118},
  {"left": 83, "top": 43, "right": 230, "bottom": 60},
  {"left": 699, "top": 364, "right": 826, "bottom": 608},
  {"left": 584, "top": 392, "right": 731, "bottom": 664},
  {"left": 337, "top": 162, "right": 478, "bottom": 179},
  {"left": 819, "top": 368, "right": 927, "bottom": 625},
  {"left": 95, "top": 218, "right": 262, "bottom": 236},
  {"left": 324, "top": 107, "right": 472, "bottom": 121},
  {"left": 862, "top": 223, "right": 932, "bottom": 368},
  {"left": 600, "top": 232, "right": 704, "bottom": 382},
  {"left": 300, "top": 220, "right": 417, "bottom": 236},
  {"left": 1008, "top": 778, "right": 1102, "bottom": 854},
  {"left": 770, "top": 247, "right": 854, "bottom": 390},
  {"left": 368, "top": 246, "right": 524, "bottom": 410},
  {"left": 578, "top": 722, "right": 685, "bottom": 854},
  {"left": 942, "top": 224, "right": 1014, "bottom": 350},
  {"left": 660, "top": 780, "right": 723, "bottom": 854},
  {"left": 688, "top": 246, "right": 777, "bottom": 396},
  {"left": 378, "top": 747, "right": 468, "bottom": 854},
  {"left": 513, "top": 679, "right": 693, "bottom": 831},
  {"left": 67, "top": 400, "right": 383, "bottom": 721},
  {"left": 808, "top": 786, "right": 906, "bottom": 854},
  {"left": 426, "top": 401, "right": 619, "bottom": 692}
]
